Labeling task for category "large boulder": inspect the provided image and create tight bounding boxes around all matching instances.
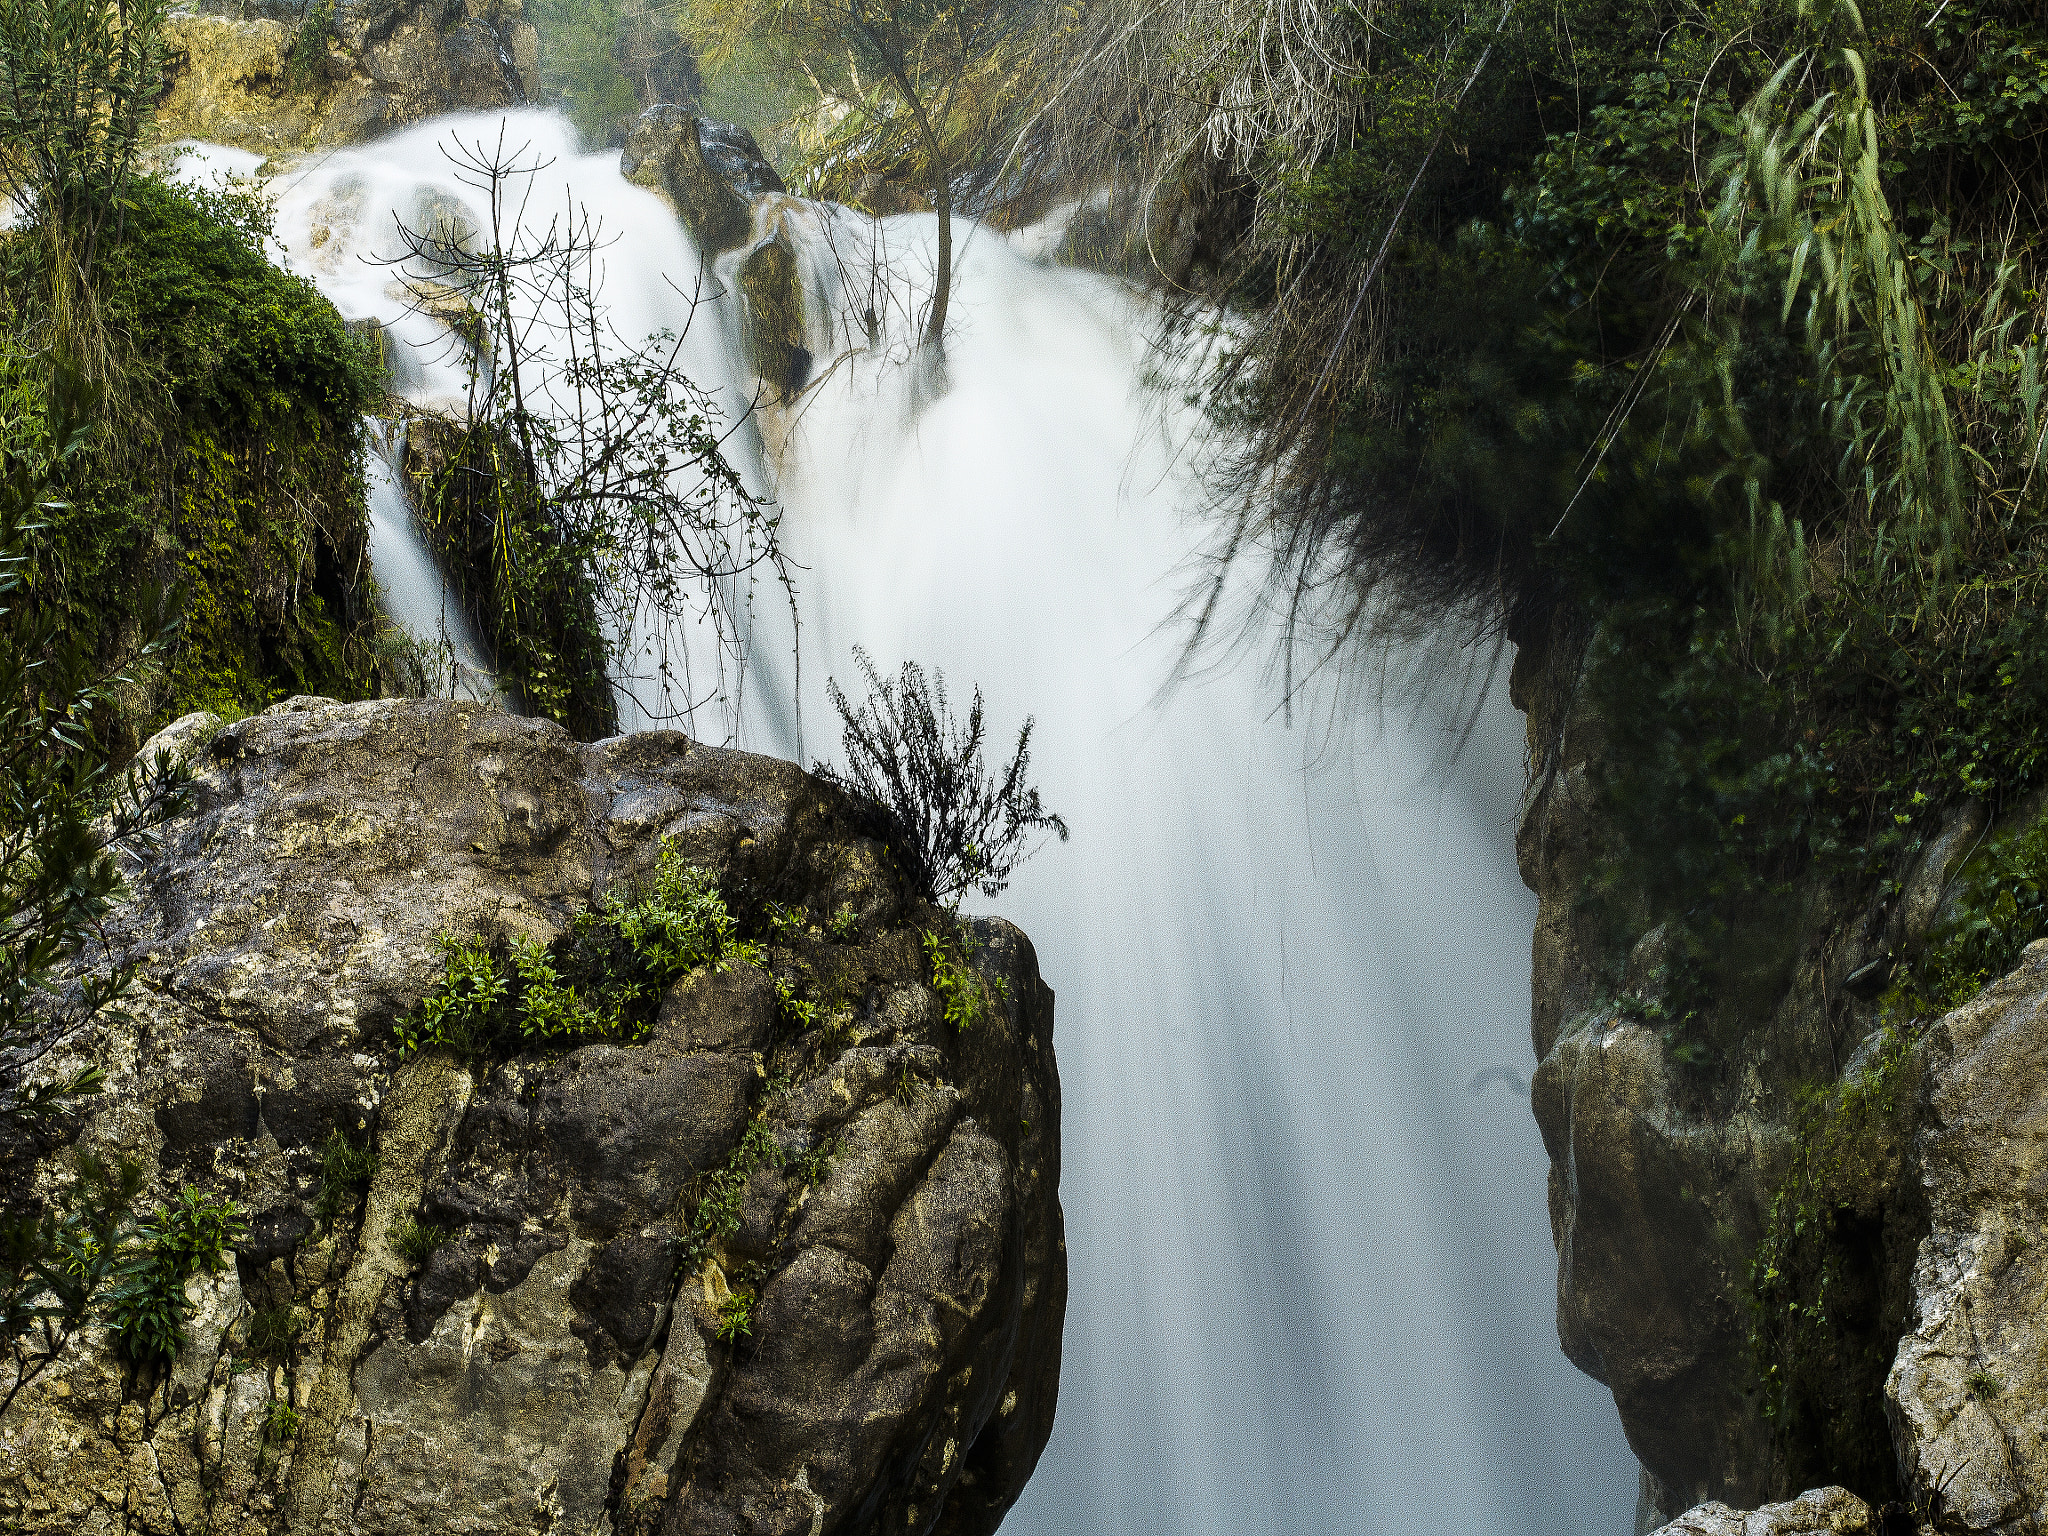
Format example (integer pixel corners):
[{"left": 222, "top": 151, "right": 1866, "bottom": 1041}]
[
  {"left": 1515, "top": 608, "right": 2048, "bottom": 1535},
  {"left": 622, "top": 106, "right": 785, "bottom": 256},
  {"left": 0, "top": 697, "right": 1063, "bottom": 1536}
]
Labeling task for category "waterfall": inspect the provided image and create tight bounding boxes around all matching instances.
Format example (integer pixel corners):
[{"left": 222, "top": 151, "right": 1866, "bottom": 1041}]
[{"left": 200, "top": 110, "right": 1640, "bottom": 1532}]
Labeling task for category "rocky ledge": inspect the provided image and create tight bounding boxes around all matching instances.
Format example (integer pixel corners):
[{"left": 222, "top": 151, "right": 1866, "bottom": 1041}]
[{"left": 0, "top": 697, "right": 1064, "bottom": 1536}]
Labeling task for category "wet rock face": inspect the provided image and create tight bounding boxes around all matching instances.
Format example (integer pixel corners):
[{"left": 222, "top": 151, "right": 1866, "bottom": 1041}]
[
  {"left": 1886, "top": 942, "right": 2048, "bottom": 1534},
  {"left": 157, "top": 0, "right": 541, "bottom": 154},
  {"left": 0, "top": 697, "right": 1063, "bottom": 1536},
  {"left": 622, "top": 106, "right": 785, "bottom": 255},
  {"left": 1516, "top": 614, "right": 2048, "bottom": 1536}
]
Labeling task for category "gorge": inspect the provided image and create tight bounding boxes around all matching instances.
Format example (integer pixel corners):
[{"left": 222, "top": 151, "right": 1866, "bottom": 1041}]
[{"left": 7, "top": 1, "right": 2048, "bottom": 1533}]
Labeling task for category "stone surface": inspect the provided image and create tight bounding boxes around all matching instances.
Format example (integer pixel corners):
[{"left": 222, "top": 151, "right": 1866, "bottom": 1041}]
[
  {"left": 1514, "top": 610, "right": 2048, "bottom": 1534},
  {"left": 157, "top": 0, "right": 539, "bottom": 155},
  {"left": 0, "top": 697, "right": 1063, "bottom": 1536},
  {"left": 622, "top": 106, "right": 784, "bottom": 255},
  {"left": 1885, "top": 939, "right": 2048, "bottom": 1534},
  {"left": 1649, "top": 1486, "right": 1876, "bottom": 1535},
  {"left": 1514, "top": 616, "right": 1924, "bottom": 1523}
]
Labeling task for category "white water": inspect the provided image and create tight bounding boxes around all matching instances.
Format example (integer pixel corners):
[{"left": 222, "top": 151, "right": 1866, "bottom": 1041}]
[{"left": 216, "top": 111, "right": 1639, "bottom": 1532}]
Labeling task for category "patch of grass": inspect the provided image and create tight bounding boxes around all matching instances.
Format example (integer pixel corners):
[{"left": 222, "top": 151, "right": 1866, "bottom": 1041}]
[
  {"left": 314, "top": 1129, "right": 378, "bottom": 1227},
  {"left": 263, "top": 1398, "right": 302, "bottom": 1444},
  {"left": 246, "top": 1304, "right": 301, "bottom": 1362},
  {"left": 391, "top": 1219, "right": 448, "bottom": 1265},
  {"left": 1967, "top": 1368, "right": 2004, "bottom": 1400}
]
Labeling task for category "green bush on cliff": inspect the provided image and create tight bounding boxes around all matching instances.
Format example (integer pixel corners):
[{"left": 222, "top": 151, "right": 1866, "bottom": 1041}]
[{"left": 1, "top": 173, "right": 384, "bottom": 740}]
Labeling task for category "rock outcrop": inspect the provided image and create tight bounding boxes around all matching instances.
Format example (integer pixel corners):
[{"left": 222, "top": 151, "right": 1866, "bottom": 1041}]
[
  {"left": 1885, "top": 941, "right": 2048, "bottom": 1533},
  {"left": 1516, "top": 613, "right": 2048, "bottom": 1534},
  {"left": 157, "top": 0, "right": 540, "bottom": 154},
  {"left": 0, "top": 697, "right": 1064, "bottom": 1536},
  {"left": 1649, "top": 1486, "right": 1876, "bottom": 1535}
]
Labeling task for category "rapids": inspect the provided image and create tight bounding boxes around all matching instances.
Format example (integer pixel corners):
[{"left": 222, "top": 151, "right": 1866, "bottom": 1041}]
[{"left": 181, "top": 111, "right": 1640, "bottom": 1533}]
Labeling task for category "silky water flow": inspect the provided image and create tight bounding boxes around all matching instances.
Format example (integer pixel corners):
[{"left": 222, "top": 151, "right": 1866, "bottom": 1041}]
[{"left": 183, "top": 111, "right": 1642, "bottom": 1533}]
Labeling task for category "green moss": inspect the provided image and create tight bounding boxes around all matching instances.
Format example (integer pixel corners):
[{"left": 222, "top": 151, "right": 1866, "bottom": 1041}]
[
  {"left": 1749, "top": 1028, "right": 1916, "bottom": 1502},
  {"left": 407, "top": 416, "right": 616, "bottom": 739},
  {"left": 3, "top": 174, "right": 382, "bottom": 743}
]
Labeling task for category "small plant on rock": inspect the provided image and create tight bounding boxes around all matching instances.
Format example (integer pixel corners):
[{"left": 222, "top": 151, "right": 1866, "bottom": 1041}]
[
  {"left": 922, "top": 924, "right": 1008, "bottom": 1032},
  {"left": 107, "top": 1186, "right": 246, "bottom": 1363},
  {"left": 262, "top": 1398, "right": 302, "bottom": 1446},
  {"left": 392, "top": 1219, "right": 448, "bottom": 1265},
  {"left": 826, "top": 905, "right": 860, "bottom": 943},
  {"left": 818, "top": 649, "right": 1067, "bottom": 904},
  {"left": 314, "top": 1129, "right": 379, "bottom": 1227},
  {"left": 1967, "top": 1369, "right": 2004, "bottom": 1401},
  {"left": 1, "top": 1152, "right": 145, "bottom": 1417},
  {"left": 246, "top": 1304, "right": 301, "bottom": 1362},
  {"left": 399, "top": 840, "right": 762, "bottom": 1061}
]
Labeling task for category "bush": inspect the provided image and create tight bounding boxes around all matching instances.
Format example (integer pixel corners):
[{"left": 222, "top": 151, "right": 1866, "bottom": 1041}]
[
  {"left": 818, "top": 649, "right": 1067, "bottom": 903},
  {"left": 397, "top": 839, "right": 762, "bottom": 1061},
  {"left": 105, "top": 1185, "right": 246, "bottom": 1363}
]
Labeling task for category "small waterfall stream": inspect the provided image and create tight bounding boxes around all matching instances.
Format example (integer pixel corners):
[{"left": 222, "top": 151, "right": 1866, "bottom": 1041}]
[{"left": 190, "top": 111, "right": 1640, "bottom": 1532}]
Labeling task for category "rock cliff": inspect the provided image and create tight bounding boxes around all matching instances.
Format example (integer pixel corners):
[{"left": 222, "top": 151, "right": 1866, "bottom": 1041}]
[
  {"left": 0, "top": 697, "right": 1064, "bottom": 1536},
  {"left": 157, "top": 0, "right": 540, "bottom": 154},
  {"left": 1517, "top": 620, "right": 2048, "bottom": 1535}
]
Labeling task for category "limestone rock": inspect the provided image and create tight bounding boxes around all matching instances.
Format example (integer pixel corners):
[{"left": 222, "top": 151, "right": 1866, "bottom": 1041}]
[
  {"left": 157, "top": 0, "right": 537, "bottom": 156},
  {"left": 1649, "top": 1486, "right": 1876, "bottom": 1535},
  {"left": 621, "top": 106, "right": 785, "bottom": 255},
  {"left": 1513, "top": 616, "right": 1919, "bottom": 1522},
  {"left": 0, "top": 697, "right": 1064, "bottom": 1536},
  {"left": 1886, "top": 940, "right": 2048, "bottom": 1534}
]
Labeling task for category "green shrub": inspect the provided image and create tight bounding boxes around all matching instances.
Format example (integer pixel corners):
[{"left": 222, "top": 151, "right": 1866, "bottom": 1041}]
[
  {"left": 714, "top": 1287, "right": 755, "bottom": 1342},
  {"left": 284, "top": 0, "right": 333, "bottom": 90},
  {"left": 922, "top": 923, "right": 1007, "bottom": 1032},
  {"left": 819, "top": 649, "right": 1066, "bottom": 903},
  {"left": 1913, "top": 816, "right": 2048, "bottom": 1010},
  {"left": 106, "top": 1186, "right": 245, "bottom": 1363},
  {"left": 397, "top": 839, "right": 762, "bottom": 1061}
]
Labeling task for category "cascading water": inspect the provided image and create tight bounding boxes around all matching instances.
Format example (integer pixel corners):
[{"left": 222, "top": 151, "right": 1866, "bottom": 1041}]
[{"left": 206, "top": 110, "right": 1640, "bottom": 1532}]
